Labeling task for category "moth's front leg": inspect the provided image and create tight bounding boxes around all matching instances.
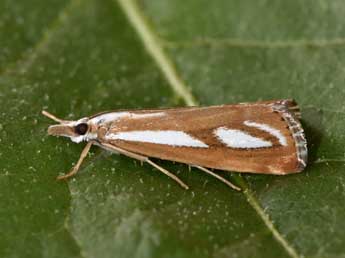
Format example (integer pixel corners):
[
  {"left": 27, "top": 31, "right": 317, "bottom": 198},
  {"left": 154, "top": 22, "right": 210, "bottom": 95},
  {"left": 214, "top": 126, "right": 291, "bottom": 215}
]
[{"left": 57, "top": 141, "right": 93, "bottom": 180}]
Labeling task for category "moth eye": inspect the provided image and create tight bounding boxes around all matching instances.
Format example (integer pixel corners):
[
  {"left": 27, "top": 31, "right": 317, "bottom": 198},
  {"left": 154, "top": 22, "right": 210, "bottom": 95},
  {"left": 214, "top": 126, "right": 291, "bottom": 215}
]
[{"left": 75, "top": 123, "right": 88, "bottom": 135}]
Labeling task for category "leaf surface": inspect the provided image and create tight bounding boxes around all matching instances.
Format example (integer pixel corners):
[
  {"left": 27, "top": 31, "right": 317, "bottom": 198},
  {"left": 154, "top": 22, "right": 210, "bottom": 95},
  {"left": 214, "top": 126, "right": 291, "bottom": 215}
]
[{"left": 1, "top": 0, "right": 345, "bottom": 258}]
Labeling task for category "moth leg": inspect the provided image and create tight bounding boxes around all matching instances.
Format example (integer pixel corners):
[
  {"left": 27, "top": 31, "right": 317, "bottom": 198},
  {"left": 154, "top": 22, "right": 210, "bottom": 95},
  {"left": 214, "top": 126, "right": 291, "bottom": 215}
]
[
  {"left": 99, "top": 143, "right": 189, "bottom": 190},
  {"left": 146, "top": 159, "right": 189, "bottom": 190},
  {"left": 193, "top": 165, "right": 241, "bottom": 191},
  {"left": 98, "top": 143, "right": 148, "bottom": 161},
  {"left": 57, "top": 141, "right": 93, "bottom": 180}
]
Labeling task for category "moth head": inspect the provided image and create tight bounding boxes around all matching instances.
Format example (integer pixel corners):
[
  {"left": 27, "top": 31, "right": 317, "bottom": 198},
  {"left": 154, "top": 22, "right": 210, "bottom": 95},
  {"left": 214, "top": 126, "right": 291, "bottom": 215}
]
[{"left": 42, "top": 111, "right": 96, "bottom": 143}]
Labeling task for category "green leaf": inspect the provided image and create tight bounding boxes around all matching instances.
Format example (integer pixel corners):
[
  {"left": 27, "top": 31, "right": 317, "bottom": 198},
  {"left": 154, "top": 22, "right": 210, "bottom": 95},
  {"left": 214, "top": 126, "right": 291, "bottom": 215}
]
[{"left": 1, "top": 0, "right": 344, "bottom": 258}]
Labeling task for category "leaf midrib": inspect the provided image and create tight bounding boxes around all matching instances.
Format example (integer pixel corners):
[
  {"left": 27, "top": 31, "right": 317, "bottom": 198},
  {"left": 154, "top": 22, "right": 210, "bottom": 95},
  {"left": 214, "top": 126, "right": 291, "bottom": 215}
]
[
  {"left": 160, "top": 37, "right": 345, "bottom": 49},
  {"left": 116, "top": 0, "right": 301, "bottom": 257}
]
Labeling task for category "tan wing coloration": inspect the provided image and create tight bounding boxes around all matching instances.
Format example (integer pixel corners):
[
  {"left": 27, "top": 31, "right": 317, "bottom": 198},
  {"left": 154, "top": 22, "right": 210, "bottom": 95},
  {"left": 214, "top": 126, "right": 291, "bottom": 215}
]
[{"left": 94, "top": 100, "right": 307, "bottom": 175}]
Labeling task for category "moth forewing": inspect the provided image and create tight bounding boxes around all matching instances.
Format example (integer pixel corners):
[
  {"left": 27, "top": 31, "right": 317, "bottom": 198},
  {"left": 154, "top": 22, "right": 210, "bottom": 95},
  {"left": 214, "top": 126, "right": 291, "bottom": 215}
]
[
  {"left": 43, "top": 99, "right": 307, "bottom": 191},
  {"left": 99, "top": 100, "right": 307, "bottom": 174}
]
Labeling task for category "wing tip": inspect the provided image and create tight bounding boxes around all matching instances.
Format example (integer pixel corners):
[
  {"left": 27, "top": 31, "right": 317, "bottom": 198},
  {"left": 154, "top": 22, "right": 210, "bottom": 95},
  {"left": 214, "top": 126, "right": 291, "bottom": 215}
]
[{"left": 271, "top": 99, "right": 308, "bottom": 171}]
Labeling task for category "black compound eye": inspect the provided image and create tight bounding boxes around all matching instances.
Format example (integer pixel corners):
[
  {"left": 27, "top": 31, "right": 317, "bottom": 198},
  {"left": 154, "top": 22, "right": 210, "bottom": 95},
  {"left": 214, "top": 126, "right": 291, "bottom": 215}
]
[{"left": 75, "top": 123, "right": 88, "bottom": 135}]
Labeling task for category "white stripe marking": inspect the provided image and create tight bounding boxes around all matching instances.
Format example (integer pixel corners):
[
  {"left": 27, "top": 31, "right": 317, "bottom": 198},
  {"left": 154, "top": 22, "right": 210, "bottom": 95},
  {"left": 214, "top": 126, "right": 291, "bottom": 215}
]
[
  {"left": 90, "top": 112, "right": 165, "bottom": 124},
  {"left": 106, "top": 130, "right": 208, "bottom": 148},
  {"left": 215, "top": 127, "right": 272, "bottom": 148},
  {"left": 244, "top": 121, "right": 287, "bottom": 146}
]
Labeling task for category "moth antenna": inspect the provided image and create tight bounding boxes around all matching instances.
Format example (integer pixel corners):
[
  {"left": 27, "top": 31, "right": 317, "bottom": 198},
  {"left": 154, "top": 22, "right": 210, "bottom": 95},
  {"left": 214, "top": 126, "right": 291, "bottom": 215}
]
[{"left": 42, "top": 110, "right": 68, "bottom": 123}]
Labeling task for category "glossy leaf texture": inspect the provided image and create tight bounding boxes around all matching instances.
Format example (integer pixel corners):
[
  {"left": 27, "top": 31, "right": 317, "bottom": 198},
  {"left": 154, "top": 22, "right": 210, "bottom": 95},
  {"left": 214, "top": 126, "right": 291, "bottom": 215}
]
[{"left": 1, "top": 0, "right": 345, "bottom": 257}]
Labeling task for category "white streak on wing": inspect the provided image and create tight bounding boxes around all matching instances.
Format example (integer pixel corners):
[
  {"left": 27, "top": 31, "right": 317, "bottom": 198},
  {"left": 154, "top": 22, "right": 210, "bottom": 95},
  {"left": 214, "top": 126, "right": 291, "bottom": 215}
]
[
  {"left": 215, "top": 127, "right": 272, "bottom": 148},
  {"left": 70, "top": 133, "right": 97, "bottom": 143},
  {"left": 106, "top": 130, "right": 208, "bottom": 148},
  {"left": 244, "top": 121, "right": 287, "bottom": 146},
  {"left": 130, "top": 112, "right": 166, "bottom": 119},
  {"left": 90, "top": 112, "right": 127, "bottom": 124},
  {"left": 90, "top": 112, "right": 165, "bottom": 124},
  {"left": 70, "top": 135, "right": 84, "bottom": 143}
]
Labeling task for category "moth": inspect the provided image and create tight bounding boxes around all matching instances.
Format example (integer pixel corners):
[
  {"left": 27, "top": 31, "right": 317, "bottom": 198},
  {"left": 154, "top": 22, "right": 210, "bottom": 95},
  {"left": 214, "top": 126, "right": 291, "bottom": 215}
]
[{"left": 42, "top": 99, "right": 307, "bottom": 191}]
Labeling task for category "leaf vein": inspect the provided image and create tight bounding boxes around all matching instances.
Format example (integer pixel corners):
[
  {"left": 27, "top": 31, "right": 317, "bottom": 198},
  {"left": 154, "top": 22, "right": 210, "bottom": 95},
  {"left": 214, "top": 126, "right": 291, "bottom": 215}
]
[
  {"left": 161, "top": 37, "right": 345, "bottom": 49},
  {"left": 234, "top": 176, "right": 300, "bottom": 258},
  {"left": 116, "top": 0, "right": 197, "bottom": 106}
]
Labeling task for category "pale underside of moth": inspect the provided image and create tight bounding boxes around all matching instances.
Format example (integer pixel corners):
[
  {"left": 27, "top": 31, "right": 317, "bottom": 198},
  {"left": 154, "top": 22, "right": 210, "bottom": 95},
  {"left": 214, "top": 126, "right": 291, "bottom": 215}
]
[{"left": 42, "top": 99, "right": 307, "bottom": 191}]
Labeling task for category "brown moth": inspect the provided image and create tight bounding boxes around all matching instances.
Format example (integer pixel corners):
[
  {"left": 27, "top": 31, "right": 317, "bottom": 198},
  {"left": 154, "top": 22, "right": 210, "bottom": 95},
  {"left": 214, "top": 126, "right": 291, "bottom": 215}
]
[{"left": 42, "top": 99, "right": 307, "bottom": 191}]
